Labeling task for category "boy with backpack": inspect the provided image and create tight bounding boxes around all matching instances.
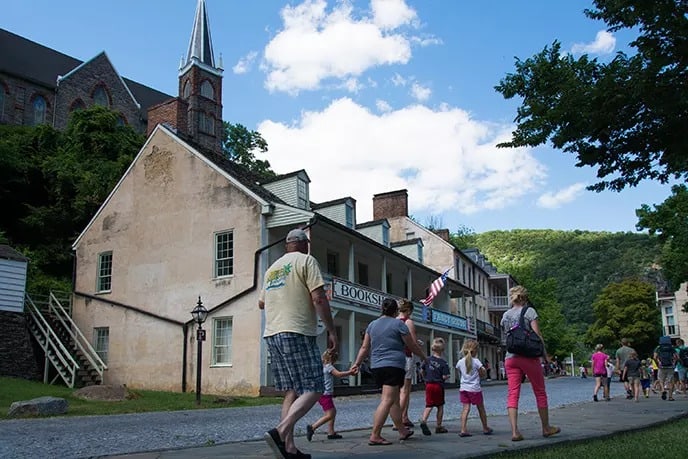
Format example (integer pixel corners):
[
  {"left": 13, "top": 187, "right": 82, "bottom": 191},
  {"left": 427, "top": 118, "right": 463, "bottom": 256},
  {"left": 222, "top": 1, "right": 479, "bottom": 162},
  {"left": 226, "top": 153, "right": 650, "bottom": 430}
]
[{"left": 654, "top": 336, "right": 678, "bottom": 401}]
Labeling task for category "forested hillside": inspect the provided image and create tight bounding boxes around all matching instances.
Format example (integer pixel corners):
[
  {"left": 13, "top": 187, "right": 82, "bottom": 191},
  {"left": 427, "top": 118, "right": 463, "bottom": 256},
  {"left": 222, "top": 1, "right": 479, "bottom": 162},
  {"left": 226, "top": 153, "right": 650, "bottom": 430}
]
[{"left": 471, "top": 229, "right": 664, "bottom": 327}]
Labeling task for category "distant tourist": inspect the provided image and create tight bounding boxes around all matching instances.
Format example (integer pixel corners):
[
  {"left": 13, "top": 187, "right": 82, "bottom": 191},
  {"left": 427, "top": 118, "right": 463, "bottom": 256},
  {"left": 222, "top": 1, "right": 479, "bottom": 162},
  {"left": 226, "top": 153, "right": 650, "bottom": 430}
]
[
  {"left": 605, "top": 359, "right": 615, "bottom": 400},
  {"left": 500, "top": 286, "right": 559, "bottom": 442},
  {"left": 622, "top": 351, "right": 642, "bottom": 402},
  {"left": 640, "top": 360, "right": 652, "bottom": 398},
  {"left": 591, "top": 344, "right": 609, "bottom": 402},
  {"left": 654, "top": 335, "right": 678, "bottom": 401},
  {"left": 484, "top": 359, "right": 492, "bottom": 380},
  {"left": 455, "top": 339, "right": 493, "bottom": 437},
  {"left": 615, "top": 338, "right": 636, "bottom": 399},
  {"left": 418, "top": 337, "right": 450, "bottom": 436},
  {"left": 675, "top": 338, "right": 688, "bottom": 394}
]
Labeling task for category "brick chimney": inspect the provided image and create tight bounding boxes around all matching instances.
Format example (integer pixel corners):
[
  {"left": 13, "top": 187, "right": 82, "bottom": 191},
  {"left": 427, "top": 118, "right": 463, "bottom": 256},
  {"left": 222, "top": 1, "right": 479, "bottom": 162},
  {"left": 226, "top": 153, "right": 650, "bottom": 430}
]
[
  {"left": 147, "top": 98, "right": 189, "bottom": 137},
  {"left": 373, "top": 189, "right": 408, "bottom": 220},
  {"left": 433, "top": 229, "right": 450, "bottom": 242}
]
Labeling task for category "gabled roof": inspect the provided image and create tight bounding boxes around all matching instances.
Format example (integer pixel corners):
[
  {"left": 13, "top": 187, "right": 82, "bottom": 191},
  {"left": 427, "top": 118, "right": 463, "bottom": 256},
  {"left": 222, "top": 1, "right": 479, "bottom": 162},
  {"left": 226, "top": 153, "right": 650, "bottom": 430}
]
[
  {"left": 0, "top": 28, "right": 172, "bottom": 112},
  {"left": 72, "top": 125, "right": 284, "bottom": 249},
  {"left": 0, "top": 245, "right": 28, "bottom": 262},
  {"left": 311, "top": 197, "right": 355, "bottom": 209},
  {"left": 356, "top": 219, "right": 390, "bottom": 229},
  {"left": 261, "top": 169, "right": 311, "bottom": 184}
]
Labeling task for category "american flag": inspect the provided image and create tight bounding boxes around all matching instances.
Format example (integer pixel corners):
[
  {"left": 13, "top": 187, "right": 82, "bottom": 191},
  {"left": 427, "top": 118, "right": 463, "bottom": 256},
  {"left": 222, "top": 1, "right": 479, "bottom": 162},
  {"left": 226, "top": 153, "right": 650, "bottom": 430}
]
[{"left": 420, "top": 268, "right": 451, "bottom": 306}]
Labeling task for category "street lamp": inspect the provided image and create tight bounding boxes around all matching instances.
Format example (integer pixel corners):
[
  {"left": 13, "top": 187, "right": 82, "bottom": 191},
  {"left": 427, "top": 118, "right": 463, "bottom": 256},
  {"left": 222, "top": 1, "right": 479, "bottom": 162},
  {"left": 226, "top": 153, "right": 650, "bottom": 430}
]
[{"left": 191, "top": 296, "right": 208, "bottom": 405}]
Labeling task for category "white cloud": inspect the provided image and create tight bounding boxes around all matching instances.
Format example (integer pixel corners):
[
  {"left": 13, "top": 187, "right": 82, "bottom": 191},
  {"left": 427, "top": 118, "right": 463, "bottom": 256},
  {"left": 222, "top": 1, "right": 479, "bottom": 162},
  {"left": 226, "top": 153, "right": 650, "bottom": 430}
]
[
  {"left": 571, "top": 30, "right": 616, "bottom": 55},
  {"left": 232, "top": 51, "right": 258, "bottom": 74},
  {"left": 370, "top": 0, "right": 417, "bottom": 29},
  {"left": 537, "top": 183, "right": 587, "bottom": 209},
  {"left": 391, "top": 73, "right": 407, "bottom": 87},
  {"left": 340, "top": 77, "right": 363, "bottom": 93},
  {"left": 262, "top": 0, "right": 437, "bottom": 94},
  {"left": 376, "top": 99, "right": 392, "bottom": 112},
  {"left": 258, "top": 98, "right": 547, "bottom": 219},
  {"left": 410, "top": 82, "right": 431, "bottom": 102}
]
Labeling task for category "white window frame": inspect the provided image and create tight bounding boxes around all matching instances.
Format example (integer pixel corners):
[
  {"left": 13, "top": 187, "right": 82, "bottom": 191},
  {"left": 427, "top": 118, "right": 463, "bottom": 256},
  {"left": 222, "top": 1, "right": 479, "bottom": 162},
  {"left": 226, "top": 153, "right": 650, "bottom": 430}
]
[
  {"left": 211, "top": 317, "right": 233, "bottom": 366},
  {"left": 214, "top": 230, "right": 234, "bottom": 278},
  {"left": 297, "top": 178, "right": 308, "bottom": 208},
  {"left": 97, "top": 251, "right": 113, "bottom": 293},
  {"left": 93, "top": 327, "right": 109, "bottom": 364}
]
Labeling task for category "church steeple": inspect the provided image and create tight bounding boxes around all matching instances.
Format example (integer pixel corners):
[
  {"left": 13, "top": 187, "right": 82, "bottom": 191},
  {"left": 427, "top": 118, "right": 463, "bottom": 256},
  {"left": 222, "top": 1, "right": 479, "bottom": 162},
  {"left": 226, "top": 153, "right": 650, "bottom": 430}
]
[
  {"left": 182, "top": 0, "right": 221, "bottom": 73},
  {"left": 177, "top": 0, "right": 223, "bottom": 154}
]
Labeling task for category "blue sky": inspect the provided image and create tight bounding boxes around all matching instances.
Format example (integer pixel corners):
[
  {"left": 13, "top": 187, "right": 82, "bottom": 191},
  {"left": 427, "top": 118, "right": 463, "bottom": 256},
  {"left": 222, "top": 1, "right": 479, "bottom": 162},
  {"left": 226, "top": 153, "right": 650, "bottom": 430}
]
[{"left": 2, "top": 0, "right": 673, "bottom": 234}]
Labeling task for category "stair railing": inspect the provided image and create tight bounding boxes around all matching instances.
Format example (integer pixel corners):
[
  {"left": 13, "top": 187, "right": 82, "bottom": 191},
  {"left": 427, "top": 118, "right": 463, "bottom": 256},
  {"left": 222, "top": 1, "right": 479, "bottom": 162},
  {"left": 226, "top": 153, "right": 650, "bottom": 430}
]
[
  {"left": 25, "top": 294, "right": 79, "bottom": 388},
  {"left": 48, "top": 291, "right": 107, "bottom": 380}
]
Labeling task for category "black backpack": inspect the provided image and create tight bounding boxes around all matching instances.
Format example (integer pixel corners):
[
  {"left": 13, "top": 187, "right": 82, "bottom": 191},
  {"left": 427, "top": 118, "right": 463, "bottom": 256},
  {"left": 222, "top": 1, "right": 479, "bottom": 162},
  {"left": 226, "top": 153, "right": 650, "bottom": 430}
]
[
  {"left": 506, "top": 305, "right": 544, "bottom": 358},
  {"left": 657, "top": 337, "right": 675, "bottom": 367},
  {"left": 679, "top": 347, "right": 688, "bottom": 367}
]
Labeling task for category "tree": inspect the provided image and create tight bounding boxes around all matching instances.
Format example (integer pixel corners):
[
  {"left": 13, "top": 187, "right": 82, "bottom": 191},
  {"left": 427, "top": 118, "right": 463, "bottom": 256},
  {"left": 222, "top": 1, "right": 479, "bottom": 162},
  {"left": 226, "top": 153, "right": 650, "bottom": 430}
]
[
  {"left": 222, "top": 122, "right": 275, "bottom": 181},
  {"left": 495, "top": 0, "right": 688, "bottom": 192},
  {"left": 585, "top": 279, "right": 661, "bottom": 357},
  {"left": 636, "top": 184, "right": 688, "bottom": 290},
  {"left": 448, "top": 225, "right": 477, "bottom": 250}
]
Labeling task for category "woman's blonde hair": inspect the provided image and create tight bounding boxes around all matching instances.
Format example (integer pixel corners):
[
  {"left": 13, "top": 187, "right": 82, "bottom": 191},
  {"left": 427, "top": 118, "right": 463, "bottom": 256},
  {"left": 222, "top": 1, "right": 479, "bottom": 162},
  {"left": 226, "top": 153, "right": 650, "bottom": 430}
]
[
  {"left": 595, "top": 343, "right": 604, "bottom": 351},
  {"left": 431, "top": 337, "right": 445, "bottom": 353},
  {"left": 461, "top": 339, "right": 479, "bottom": 374},
  {"left": 398, "top": 299, "right": 414, "bottom": 315},
  {"left": 509, "top": 286, "right": 529, "bottom": 305}
]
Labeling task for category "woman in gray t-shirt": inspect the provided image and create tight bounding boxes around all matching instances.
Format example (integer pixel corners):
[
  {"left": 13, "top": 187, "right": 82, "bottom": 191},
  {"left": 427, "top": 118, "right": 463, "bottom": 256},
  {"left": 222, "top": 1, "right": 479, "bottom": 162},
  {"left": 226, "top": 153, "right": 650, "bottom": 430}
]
[
  {"left": 352, "top": 298, "right": 426, "bottom": 446},
  {"left": 500, "top": 286, "right": 559, "bottom": 442}
]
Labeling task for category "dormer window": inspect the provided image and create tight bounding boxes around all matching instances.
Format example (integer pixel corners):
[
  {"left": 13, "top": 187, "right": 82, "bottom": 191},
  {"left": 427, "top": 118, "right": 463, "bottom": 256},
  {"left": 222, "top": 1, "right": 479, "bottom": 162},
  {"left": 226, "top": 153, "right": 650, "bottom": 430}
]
[
  {"left": 382, "top": 226, "right": 390, "bottom": 247},
  {"left": 297, "top": 177, "right": 308, "bottom": 208},
  {"left": 201, "top": 80, "right": 214, "bottom": 100}
]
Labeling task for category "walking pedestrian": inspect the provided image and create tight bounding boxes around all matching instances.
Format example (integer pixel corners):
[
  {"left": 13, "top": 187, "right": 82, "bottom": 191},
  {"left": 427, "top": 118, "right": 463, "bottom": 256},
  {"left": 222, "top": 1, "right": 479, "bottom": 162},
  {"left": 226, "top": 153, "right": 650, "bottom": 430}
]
[
  {"left": 654, "top": 335, "right": 678, "bottom": 401},
  {"left": 351, "top": 298, "right": 427, "bottom": 446},
  {"left": 307, "top": 350, "right": 357, "bottom": 442},
  {"left": 455, "top": 339, "right": 493, "bottom": 437},
  {"left": 259, "top": 228, "right": 338, "bottom": 459},
  {"left": 605, "top": 359, "right": 615, "bottom": 400},
  {"left": 591, "top": 344, "right": 609, "bottom": 402},
  {"left": 397, "top": 299, "right": 418, "bottom": 428},
  {"left": 622, "top": 351, "right": 642, "bottom": 402},
  {"left": 484, "top": 359, "right": 492, "bottom": 381},
  {"left": 500, "top": 286, "right": 559, "bottom": 442},
  {"left": 615, "top": 338, "right": 636, "bottom": 399},
  {"left": 418, "top": 337, "right": 450, "bottom": 436}
]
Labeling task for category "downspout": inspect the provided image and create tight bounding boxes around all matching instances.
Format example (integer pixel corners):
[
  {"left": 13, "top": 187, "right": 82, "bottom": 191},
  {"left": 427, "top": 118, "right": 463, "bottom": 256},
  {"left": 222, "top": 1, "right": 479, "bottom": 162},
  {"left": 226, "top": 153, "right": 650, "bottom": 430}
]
[{"left": 180, "top": 219, "right": 318, "bottom": 392}]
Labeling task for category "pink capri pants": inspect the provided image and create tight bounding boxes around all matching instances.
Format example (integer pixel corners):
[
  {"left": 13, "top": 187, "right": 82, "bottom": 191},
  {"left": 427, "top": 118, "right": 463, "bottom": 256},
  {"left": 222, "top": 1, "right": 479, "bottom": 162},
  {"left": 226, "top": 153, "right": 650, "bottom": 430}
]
[{"left": 506, "top": 355, "right": 548, "bottom": 409}]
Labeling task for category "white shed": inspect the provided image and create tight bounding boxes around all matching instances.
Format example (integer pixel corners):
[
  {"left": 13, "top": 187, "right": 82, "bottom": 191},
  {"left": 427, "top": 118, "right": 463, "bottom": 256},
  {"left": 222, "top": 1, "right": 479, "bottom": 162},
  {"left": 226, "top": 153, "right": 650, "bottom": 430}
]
[{"left": 0, "top": 245, "right": 28, "bottom": 312}]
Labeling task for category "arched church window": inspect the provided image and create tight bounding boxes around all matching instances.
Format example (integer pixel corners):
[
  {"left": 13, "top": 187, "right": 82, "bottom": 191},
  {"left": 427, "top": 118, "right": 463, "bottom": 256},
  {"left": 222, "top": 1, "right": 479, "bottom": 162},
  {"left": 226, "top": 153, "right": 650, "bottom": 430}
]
[
  {"left": 199, "top": 111, "right": 215, "bottom": 134},
  {"left": 32, "top": 95, "right": 47, "bottom": 125},
  {"left": 69, "top": 99, "right": 86, "bottom": 112},
  {"left": 183, "top": 80, "right": 191, "bottom": 98},
  {"left": 200, "top": 80, "right": 214, "bottom": 100},
  {"left": 93, "top": 85, "right": 110, "bottom": 107}
]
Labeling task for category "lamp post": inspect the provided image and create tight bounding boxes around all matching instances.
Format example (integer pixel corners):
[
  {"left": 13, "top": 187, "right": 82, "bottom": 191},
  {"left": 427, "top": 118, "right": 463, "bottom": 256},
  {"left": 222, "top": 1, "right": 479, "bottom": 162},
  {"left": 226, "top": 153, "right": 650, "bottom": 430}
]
[{"left": 191, "top": 296, "right": 208, "bottom": 405}]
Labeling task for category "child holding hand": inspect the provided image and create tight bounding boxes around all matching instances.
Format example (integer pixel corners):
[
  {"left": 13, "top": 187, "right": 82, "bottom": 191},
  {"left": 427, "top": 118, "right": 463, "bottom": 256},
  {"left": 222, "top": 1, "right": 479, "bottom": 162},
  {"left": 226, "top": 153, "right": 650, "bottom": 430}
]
[
  {"left": 456, "top": 339, "right": 493, "bottom": 437},
  {"left": 307, "top": 350, "right": 357, "bottom": 441}
]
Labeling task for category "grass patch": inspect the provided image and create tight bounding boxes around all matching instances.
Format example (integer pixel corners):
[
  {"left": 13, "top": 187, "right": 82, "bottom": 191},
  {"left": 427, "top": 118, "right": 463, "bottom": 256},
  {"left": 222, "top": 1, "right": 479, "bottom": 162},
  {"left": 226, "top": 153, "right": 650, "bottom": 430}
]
[
  {"left": 497, "top": 416, "right": 688, "bottom": 457},
  {"left": 0, "top": 377, "right": 282, "bottom": 419}
]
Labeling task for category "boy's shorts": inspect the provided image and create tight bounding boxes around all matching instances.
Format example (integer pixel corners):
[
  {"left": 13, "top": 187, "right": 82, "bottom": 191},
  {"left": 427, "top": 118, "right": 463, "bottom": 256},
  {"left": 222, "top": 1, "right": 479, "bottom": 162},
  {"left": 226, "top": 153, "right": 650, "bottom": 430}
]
[{"left": 424, "top": 382, "right": 445, "bottom": 407}]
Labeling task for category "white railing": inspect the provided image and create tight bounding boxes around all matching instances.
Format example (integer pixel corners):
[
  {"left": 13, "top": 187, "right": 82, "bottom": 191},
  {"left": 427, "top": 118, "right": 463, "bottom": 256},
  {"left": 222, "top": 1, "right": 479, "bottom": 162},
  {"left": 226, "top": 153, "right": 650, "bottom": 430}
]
[
  {"left": 25, "top": 294, "right": 79, "bottom": 388},
  {"left": 48, "top": 292, "right": 107, "bottom": 380}
]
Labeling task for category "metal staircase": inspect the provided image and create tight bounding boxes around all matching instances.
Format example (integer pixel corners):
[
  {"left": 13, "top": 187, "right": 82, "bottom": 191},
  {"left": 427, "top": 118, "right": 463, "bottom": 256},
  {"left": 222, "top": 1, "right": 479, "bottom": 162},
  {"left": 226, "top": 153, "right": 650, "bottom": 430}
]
[{"left": 25, "top": 292, "right": 107, "bottom": 388}]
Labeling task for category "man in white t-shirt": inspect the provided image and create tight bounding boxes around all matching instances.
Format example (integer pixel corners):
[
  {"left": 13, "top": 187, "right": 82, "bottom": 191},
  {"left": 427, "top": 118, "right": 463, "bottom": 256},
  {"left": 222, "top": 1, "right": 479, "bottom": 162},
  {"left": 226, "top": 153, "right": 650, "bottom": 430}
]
[{"left": 259, "top": 228, "right": 337, "bottom": 459}]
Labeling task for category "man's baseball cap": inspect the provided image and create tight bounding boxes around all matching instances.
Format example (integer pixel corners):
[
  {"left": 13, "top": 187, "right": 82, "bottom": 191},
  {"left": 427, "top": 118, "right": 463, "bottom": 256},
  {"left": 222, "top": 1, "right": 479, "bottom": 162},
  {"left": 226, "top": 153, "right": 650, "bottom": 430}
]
[{"left": 286, "top": 228, "right": 310, "bottom": 243}]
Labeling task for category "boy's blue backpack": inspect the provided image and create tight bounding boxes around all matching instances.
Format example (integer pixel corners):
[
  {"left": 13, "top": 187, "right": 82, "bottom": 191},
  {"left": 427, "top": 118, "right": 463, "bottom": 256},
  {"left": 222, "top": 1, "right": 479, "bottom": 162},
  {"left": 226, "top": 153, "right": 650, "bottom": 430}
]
[{"left": 657, "top": 336, "right": 675, "bottom": 368}]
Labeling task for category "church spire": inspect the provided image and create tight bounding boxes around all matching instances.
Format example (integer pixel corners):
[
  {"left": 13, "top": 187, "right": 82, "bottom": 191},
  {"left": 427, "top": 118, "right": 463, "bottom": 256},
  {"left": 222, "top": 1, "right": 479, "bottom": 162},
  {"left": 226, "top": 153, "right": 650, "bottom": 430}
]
[{"left": 182, "top": 0, "right": 222, "bottom": 74}]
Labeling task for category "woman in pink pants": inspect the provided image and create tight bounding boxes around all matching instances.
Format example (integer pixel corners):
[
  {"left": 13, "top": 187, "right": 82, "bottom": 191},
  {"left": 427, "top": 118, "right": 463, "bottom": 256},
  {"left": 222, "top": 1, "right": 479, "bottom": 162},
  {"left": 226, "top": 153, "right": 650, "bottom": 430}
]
[{"left": 500, "top": 286, "right": 560, "bottom": 442}]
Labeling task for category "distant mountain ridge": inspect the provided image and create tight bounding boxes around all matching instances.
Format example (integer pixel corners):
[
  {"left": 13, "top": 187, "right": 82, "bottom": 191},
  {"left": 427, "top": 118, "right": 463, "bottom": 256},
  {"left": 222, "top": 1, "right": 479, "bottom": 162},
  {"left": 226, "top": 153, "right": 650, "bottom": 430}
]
[{"left": 472, "top": 229, "right": 664, "bottom": 326}]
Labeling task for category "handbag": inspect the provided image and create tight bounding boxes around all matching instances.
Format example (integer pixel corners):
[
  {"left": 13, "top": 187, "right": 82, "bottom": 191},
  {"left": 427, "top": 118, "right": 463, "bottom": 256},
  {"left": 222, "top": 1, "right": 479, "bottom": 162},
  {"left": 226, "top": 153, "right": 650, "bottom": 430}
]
[{"left": 506, "top": 305, "right": 544, "bottom": 358}]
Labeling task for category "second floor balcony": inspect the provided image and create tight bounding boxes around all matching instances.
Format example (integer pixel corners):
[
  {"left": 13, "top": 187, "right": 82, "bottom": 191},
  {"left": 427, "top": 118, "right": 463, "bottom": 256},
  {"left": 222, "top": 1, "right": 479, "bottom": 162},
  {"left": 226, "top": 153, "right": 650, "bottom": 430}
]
[{"left": 489, "top": 296, "right": 509, "bottom": 312}]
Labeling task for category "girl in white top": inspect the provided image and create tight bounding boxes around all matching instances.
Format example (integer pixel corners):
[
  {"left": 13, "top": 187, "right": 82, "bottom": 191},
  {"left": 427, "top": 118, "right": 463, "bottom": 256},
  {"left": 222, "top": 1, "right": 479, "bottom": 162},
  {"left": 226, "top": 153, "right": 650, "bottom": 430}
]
[{"left": 455, "top": 339, "right": 493, "bottom": 436}]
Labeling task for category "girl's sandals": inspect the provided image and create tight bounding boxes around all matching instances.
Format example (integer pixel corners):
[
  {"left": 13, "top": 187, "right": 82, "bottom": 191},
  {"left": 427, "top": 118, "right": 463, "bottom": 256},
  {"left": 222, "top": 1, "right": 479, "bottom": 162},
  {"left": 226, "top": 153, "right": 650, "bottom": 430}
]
[
  {"left": 543, "top": 426, "right": 561, "bottom": 438},
  {"left": 511, "top": 434, "right": 524, "bottom": 442},
  {"left": 399, "top": 430, "right": 414, "bottom": 441},
  {"left": 368, "top": 438, "right": 392, "bottom": 446}
]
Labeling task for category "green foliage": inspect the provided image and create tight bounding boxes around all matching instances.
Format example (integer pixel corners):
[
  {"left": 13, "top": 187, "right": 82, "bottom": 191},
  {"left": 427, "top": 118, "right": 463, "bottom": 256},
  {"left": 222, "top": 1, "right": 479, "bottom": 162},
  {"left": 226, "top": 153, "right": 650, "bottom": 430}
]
[
  {"left": 585, "top": 280, "right": 661, "bottom": 357},
  {"left": 636, "top": 184, "right": 688, "bottom": 289},
  {"left": 0, "top": 107, "right": 145, "bottom": 293},
  {"left": 222, "top": 122, "right": 275, "bottom": 181},
  {"left": 449, "top": 225, "right": 477, "bottom": 249},
  {"left": 472, "top": 229, "right": 662, "bottom": 327},
  {"left": 495, "top": 0, "right": 688, "bottom": 192}
]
